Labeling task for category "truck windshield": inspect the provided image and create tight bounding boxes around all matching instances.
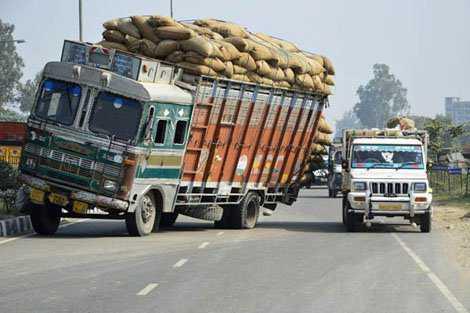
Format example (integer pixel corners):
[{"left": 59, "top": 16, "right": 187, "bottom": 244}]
[
  {"left": 34, "top": 79, "right": 81, "bottom": 125},
  {"left": 352, "top": 144, "right": 424, "bottom": 169},
  {"left": 88, "top": 92, "right": 142, "bottom": 141}
]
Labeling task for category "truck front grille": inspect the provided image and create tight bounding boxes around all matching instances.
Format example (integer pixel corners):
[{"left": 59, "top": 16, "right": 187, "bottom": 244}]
[{"left": 371, "top": 182, "right": 409, "bottom": 196}]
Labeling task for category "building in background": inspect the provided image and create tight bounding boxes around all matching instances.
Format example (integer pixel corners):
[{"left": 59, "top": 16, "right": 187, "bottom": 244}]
[{"left": 445, "top": 97, "right": 470, "bottom": 124}]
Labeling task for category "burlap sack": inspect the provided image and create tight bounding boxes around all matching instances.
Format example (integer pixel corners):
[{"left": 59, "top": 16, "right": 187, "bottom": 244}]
[
  {"left": 255, "top": 60, "right": 272, "bottom": 77},
  {"left": 124, "top": 34, "right": 139, "bottom": 46},
  {"left": 166, "top": 50, "right": 185, "bottom": 63},
  {"left": 154, "top": 40, "right": 179, "bottom": 58},
  {"left": 276, "top": 81, "right": 291, "bottom": 89},
  {"left": 148, "top": 15, "right": 178, "bottom": 27},
  {"left": 305, "top": 58, "right": 324, "bottom": 76},
  {"left": 178, "top": 62, "right": 217, "bottom": 76},
  {"left": 140, "top": 39, "right": 158, "bottom": 58},
  {"left": 180, "top": 36, "right": 214, "bottom": 57},
  {"left": 309, "top": 53, "right": 324, "bottom": 66},
  {"left": 283, "top": 68, "right": 295, "bottom": 84},
  {"left": 247, "top": 72, "right": 264, "bottom": 84},
  {"left": 312, "top": 75, "right": 323, "bottom": 91},
  {"left": 288, "top": 53, "right": 309, "bottom": 74},
  {"left": 195, "top": 19, "right": 249, "bottom": 38},
  {"left": 222, "top": 61, "right": 234, "bottom": 78},
  {"left": 184, "top": 52, "right": 226, "bottom": 72},
  {"left": 214, "top": 40, "right": 240, "bottom": 61},
  {"left": 324, "top": 75, "right": 335, "bottom": 86},
  {"left": 97, "top": 40, "right": 128, "bottom": 51},
  {"left": 155, "top": 26, "right": 194, "bottom": 40},
  {"left": 295, "top": 74, "right": 315, "bottom": 89},
  {"left": 131, "top": 16, "right": 161, "bottom": 44},
  {"left": 322, "top": 56, "right": 335, "bottom": 75},
  {"left": 315, "top": 133, "right": 332, "bottom": 145},
  {"left": 249, "top": 40, "right": 274, "bottom": 62},
  {"left": 104, "top": 18, "right": 141, "bottom": 39},
  {"left": 234, "top": 53, "right": 257, "bottom": 71},
  {"left": 232, "top": 74, "right": 250, "bottom": 82},
  {"left": 233, "top": 64, "right": 247, "bottom": 74},
  {"left": 310, "top": 143, "right": 327, "bottom": 155},
  {"left": 224, "top": 37, "right": 253, "bottom": 52},
  {"left": 323, "top": 84, "right": 333, "bottom": 95},
  {"left": 318, "top": 117, "right": 333, "bottom": 134},
  {"left": 103, "top": 30, "right": 125, "bottom": 43}
]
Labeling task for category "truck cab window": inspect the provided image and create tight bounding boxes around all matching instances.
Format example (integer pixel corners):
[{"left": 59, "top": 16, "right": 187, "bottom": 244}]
[
  {"left": 155, "top": 120, "right": 167, "bottom": 144},
  {"left": 174, "top": 120, "right": 188, "bottom": 144}
]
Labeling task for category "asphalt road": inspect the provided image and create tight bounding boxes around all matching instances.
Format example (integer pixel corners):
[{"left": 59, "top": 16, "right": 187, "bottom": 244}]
[{"left": 1, "top": 188, "right": 469, "bottom": 313}]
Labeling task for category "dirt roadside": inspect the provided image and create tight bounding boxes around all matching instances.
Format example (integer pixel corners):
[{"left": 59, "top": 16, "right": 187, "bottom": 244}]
[{"left": 433, "top": 204, "right": 470, "bottom": 268}]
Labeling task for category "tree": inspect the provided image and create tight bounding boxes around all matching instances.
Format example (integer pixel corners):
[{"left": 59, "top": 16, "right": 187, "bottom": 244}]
[
  {"left": 335, "top": 109, "right": 362, "bottom": 136},
  {"left": 0, "top": 19, "right": 24, "bottom": 112},
  {"left": 0, "top": 109, "right": 26, "bottom": 122},
  {"left": 17, "top": 72, "right": 41, "bottom": 113},
  {"left": 424, "top": 115, "right": 467, "bottom": 161},
  {"left": 354, "top": 64, "right": 409, "bottom": 128}
]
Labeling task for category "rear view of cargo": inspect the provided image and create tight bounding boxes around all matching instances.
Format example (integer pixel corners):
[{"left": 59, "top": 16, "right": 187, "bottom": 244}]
[{"left": 17, "top": 14, "right": 335, "bottom": 236}]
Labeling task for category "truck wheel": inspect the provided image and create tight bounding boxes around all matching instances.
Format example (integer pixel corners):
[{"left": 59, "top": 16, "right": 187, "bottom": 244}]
[
  {"left": 231, "top": 192, "right": 260, "bottom": 229},
  {"left": 126, "top": 193, "right": 158, "bottom": 236},
  {"left": 160, "top": 213, "right": 178, "bottom": 227},
  {"left": 30, "top": 204, "right": 61, "bottom": 235},
  {"left": 420, "top": 210, "right": 432, "bottom": 233},
  {"left": 345, "top": 212, "right": 363, "bottom": 232},
  {"left": 214, "top": 205, "right": 234, "bottom": 229}
]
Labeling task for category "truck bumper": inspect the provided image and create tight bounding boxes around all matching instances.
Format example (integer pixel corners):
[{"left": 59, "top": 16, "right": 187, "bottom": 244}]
[{"left": 18, "top": 173, "right": 129, "bottom": 212}]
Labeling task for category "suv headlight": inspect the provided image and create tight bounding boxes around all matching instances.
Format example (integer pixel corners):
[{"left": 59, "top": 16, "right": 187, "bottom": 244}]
[
  {"left": 414, "top": 182, "right": 427, "bottom": 192},
  {"left": 103, "top": 179, "right": 118, "bottom": 192},
  {"left": 353, "top": 182, "right": 367, "bottom": 191}
]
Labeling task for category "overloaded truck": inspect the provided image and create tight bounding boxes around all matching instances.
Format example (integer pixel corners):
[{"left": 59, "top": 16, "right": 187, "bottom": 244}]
[
  {"left": 16, "top": 39, "right": 332, "bottom": 236},
  {"left": 341, "top": 128, "right": 432, "bottom": 232},
  {"left": 0, "top": 122, "right": 27, "bottom": 168}
]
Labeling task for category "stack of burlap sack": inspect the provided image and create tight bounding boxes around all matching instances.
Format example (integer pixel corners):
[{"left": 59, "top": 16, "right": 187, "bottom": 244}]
[
  {"left": 386, "top": 117, "right": 416, "bottom": 131},
  {"left": 299, "top": 115, "right": 333, "bottom": 185},
  {"left": 97, "top": 15, "right": 335, "bottom": 95}
]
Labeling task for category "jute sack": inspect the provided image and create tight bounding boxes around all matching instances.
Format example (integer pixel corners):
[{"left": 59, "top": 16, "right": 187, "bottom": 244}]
[
  {"left": 255, "top": 60, "right": 272, "bottom": 77},
  {"left": 305, "top": 58, "right": 324, "bottom": 76},
  {"left": 180, "top": 36, "right": 214, "bottom": 57},
  {"left": 177, "top": 62, "right": 218, "bottom": 76},
  {"left": 124, "top": 34, "right": 139, "bottom": 46},
  {"left": 224, "top": 37, "right": 254, "bottom": 52},
  {"left": 222, "top": 61, "right": 234, "bottom": 78},
  {"left": 234, "top": 53, "right": 257, "bottom": 71},
  {"left": 315, "top": 132, "right": 332, "bottom": 145},
  {"left": 318, "top": 117, "right": 333, "bottom": 134},
  {"left": 127, "top": 39, "right": 157, "bottom": 57},
  {"left": 103, "top": 30, "right": 126, "bottom": 43},
  {"left": 148, "top": 15, "right": 179, "bottom": 27},
  {"left": 312, "top": 75, "right": 323, "bottom": 91},
  {"left": 154, "top": 40, "right": 179, "bottom": 58},
  {"left": 309, "top": 53, "right": 324, "bottom": 67},
  {"left": 131, "top": 16, "right": 161, "bottom": 44},
  {"left": 310, "top": 143, "right": 327, "bottom": 155},
  {"left": 295, "top": 74, "right": 315, "bottom": 90},
  {"left": 184, "top": 52, "right": 226, "bottom": 72},
  {"left": 155, "top": 26, "right": 195, "bottom": 41},
  {"left": 104, "top": 18, "right": 141, "bottom": 39},
  {"left": 233, "top": 65, "right": 247, "bottom": 74},
  {"left": 288, "top": 53, "right": 309, "bottom": 74},
  {"left": 247, "top": 72, "right": 264, "bottom": 84},
  {"left": 214, "top": 40, "right": 240, "bottom": 61},
  {"left": 283, "top": 68, "right": 295, "bottom": 84},
  {"left": 249, "top": 35, "right": 279, "bottom": 65},
  {"left": 182, "top": 23, "right": 223, "bottom": 40},
  {"left": 323, "top": 84, "right": 333, "bottom": 95},
  {"left": 97, "top": 40, "right": 128, "bottom": 51},
  {"left": 195, "top": 19, "right": 249, "bottom": 38},
  {"left": 322, "top": 56, "right": 335, "bottom": 75},
  {"left": 166, "top": 51, "right": 185, "bottom": 63},
  {"left": 276, "top": 81, "right": 291, "bottom": 89},
  {"left": 324, "top": 75, "right": 335, "bottom": 86},
  {"left": 232, "top": 74, "right": 250, "bottom": 82}
]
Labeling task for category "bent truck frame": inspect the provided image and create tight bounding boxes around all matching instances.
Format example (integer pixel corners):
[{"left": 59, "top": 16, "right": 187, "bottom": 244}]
[{"left": 18, "top": 40, "right": 328, "bottom": 236}]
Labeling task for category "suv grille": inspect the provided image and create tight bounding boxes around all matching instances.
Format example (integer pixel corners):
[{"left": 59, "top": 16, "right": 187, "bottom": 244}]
[{"left": 370, "top": 182, "right": 409, "bottom": 196}]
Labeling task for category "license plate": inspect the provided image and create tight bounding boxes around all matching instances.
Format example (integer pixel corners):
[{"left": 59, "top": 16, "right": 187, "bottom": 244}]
[
  {"left": 30, "top": 188, "right": 45, "bottom": 204},
  {"left": 72, "top": 201, "right": 88, "bottom": 214},
  {"left": 48, "top": 193, "right": 69, "bottom": 206},
  {"left": 379, "top": 203, "right": 403, "bottom": 211}
]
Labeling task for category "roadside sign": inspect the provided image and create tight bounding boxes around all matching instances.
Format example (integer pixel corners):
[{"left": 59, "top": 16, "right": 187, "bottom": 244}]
[
  {"left": 432, "top": 165, "right": 448, "bottom": 171},
  {"left": 448, "top": 167, "right": 462, "bottom": 175}
]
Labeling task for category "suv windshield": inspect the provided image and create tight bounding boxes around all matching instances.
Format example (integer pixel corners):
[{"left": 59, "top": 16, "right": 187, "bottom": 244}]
[
  {"left": 89, "top": 92, "right": 142, "bottom": 141},
  {"left": 352, "top": 144, "right": 424, "bottom": 169},
  {"left": 34, "top": 79, "right": 81, "bottom": 125}
]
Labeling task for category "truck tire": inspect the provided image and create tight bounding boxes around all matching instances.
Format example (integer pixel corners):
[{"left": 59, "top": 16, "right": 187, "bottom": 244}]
[
  {"left": 420, "top": 210, "right": 432, "bottom": 233},
  {"left": 160, "top": 213, "right": 178, "bottom": 227},
  {"left": 343, "top": 200, "right": 362, "bottom": 232},
  {"left": 126, "top": 193, "right": 158, "bottom": 236},
  {"left": 30, "top": 204, "right": 61, "bottom": 235},
  {"left": 214, "top": 205, "right": 234, "bottom": 229},
  {"left": 231, "top": 192, "right": 260, "bottom": 229}
]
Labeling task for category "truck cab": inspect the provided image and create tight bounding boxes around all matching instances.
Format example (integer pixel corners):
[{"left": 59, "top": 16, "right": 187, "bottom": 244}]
[{"left": 341, "top": 129, "right": 432, "bottom": 232}]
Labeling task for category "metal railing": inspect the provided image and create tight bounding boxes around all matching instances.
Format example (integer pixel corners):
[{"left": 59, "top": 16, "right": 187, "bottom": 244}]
[{"left": 429, "top": 166, "right": 469, "bottom": 196}]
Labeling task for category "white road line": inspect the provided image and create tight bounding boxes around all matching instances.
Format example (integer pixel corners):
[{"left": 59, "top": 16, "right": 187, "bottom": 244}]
[
  {"left": 0, "top": 219, "right": 86, "bottom": 246},
  {"left": 216, "top": 231, "right": 224, "bottom": 236},
  {"left": 173, "top": 258, "right": 188, "bottom": 268},
  {"left": 198, "top": 242, "right": 210, "bottom": 249},
  {"left": 136, "top": 283, "right": 159, "bottom": 296},
  {"left": 392, "top": 234, "right": 469, "bottom": 313}
]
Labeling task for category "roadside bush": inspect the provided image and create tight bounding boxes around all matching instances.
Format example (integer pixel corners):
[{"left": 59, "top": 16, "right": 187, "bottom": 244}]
[{"left": 0, "top": 161, "right": 20, "bottom": 216}]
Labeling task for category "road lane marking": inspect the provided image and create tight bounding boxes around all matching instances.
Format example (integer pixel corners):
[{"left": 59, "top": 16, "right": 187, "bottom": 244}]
[
  {"left": 216, "top": 231, "right": 224, "bottom": 236},
  {"left": 0, "top": 219, "right": 86, "bottom": 246},
  {"left": 198, "top": 242, "right": 210, "bottom": 249},
  {"left": 173, "top": 258, "right": 188, "bottom": 268},
  {"left": 136, "top": 283, "right": 159, "bottom": 296},
  {"left": 392, "top": 234, "right": 469, "bottom": 313}
]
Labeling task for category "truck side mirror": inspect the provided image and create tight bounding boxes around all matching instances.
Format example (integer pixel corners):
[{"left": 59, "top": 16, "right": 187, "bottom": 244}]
[{"left": 341, "top": 159, "right": 349, "bottom": 171}]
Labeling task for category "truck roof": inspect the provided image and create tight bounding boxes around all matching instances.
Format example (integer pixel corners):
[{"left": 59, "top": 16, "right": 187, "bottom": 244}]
[{"left": 352, "top": 138, "right": 423, "bottom": 145}]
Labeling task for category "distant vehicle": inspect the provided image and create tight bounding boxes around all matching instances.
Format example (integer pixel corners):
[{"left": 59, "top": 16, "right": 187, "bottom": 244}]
[
  {"left": 341, "top": 128, "right": 432, "bottom": 232},
  {"left": 17, "top": 40, "right": 330, "bottom": 236},
  {"left": 0, "top": 122, "right": 27, "bottom": 168},
  {"left": 327, "top": 144, "right": 342, "bottom": 197}
]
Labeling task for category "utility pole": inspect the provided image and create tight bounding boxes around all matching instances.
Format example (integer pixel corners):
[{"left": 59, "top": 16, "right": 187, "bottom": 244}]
[
  {"left": 170, "top": 0, "right": 174, "bottom": 18},
  {"left": 79, "top": 0, "right": 83, "bottom": 41}
]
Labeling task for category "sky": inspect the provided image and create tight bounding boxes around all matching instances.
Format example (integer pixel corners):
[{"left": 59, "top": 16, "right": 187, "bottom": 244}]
[{"left": 2, "top": 0, "right": 470, "bottom": 123}]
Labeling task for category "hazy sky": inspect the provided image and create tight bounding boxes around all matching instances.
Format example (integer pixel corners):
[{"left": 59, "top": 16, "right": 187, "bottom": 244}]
[{"left": 2, "top": 0, "right": 470, "bottom": 123}]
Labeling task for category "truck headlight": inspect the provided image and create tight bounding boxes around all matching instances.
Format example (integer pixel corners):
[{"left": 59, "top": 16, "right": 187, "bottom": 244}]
[
  {"left": 103, "top": 179, "right": 118, "bottom": 192},
  {"left": 353, "top": 182, "right": 367, "bottom": 191},
  {"left": 25, "top": 157, "right": 37, "bottom": 169},
  {"left": 414, "top": 183, "right": 427, "bottom": 192}
]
